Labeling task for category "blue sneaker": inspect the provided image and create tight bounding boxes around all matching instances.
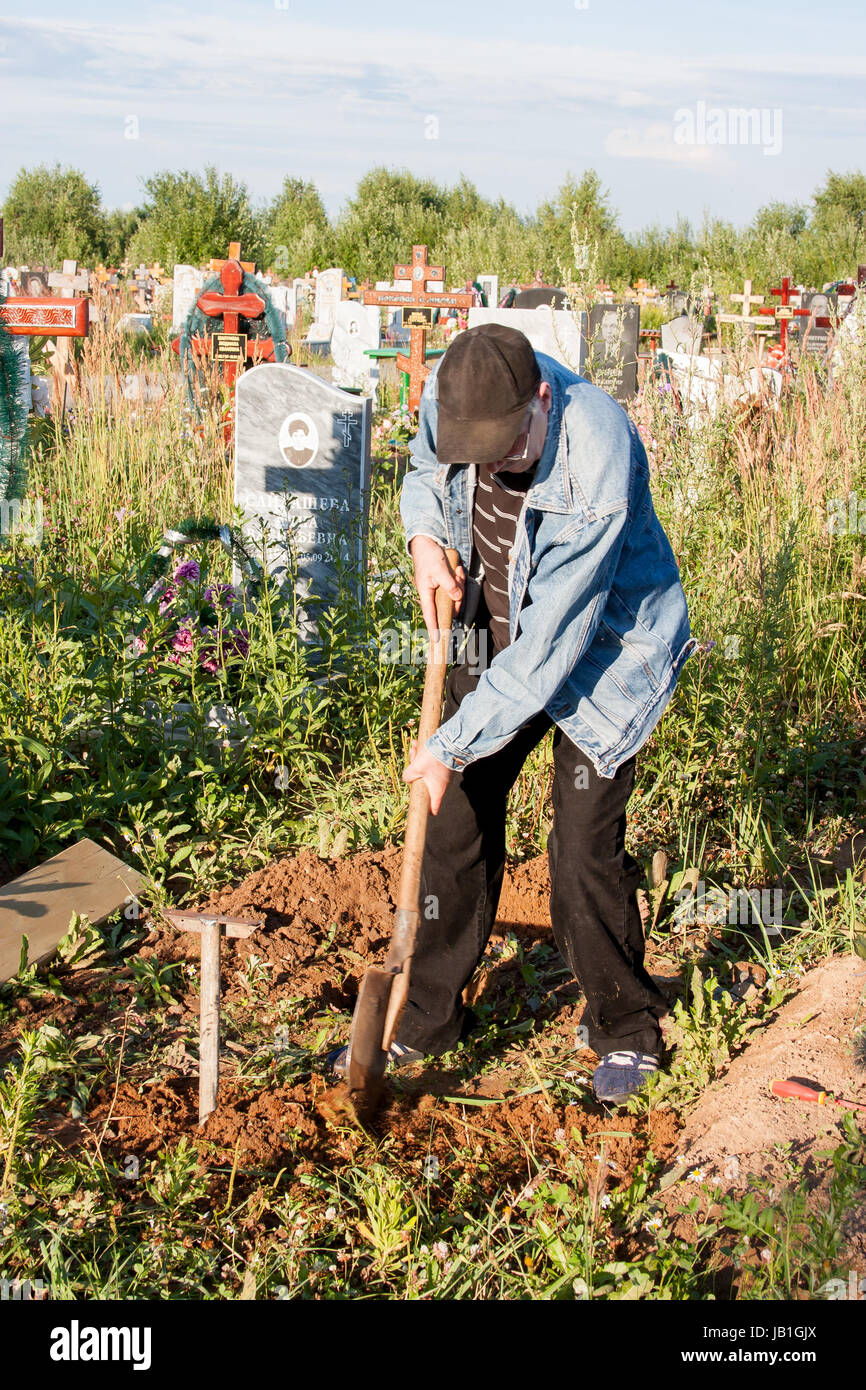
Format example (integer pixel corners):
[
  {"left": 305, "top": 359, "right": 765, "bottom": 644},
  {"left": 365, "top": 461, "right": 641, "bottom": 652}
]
[
  {"left": 326, "top": 1039, "right": 425, "bottom": 1079},
  {"left": 592, "top": 1050, "right": 659, "bottom": 1103}
]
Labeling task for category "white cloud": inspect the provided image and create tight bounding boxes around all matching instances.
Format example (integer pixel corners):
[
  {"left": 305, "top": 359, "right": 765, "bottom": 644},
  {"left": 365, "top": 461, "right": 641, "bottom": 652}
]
[{"left": 604, "top": 123, "right": 720, "bottom": 165}]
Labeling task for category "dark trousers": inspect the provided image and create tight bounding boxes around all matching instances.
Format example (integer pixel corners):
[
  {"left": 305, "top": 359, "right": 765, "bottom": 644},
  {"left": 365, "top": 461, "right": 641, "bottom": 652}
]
[{"left": 395, "top": 629, "right": 668, "bottom": 1058}]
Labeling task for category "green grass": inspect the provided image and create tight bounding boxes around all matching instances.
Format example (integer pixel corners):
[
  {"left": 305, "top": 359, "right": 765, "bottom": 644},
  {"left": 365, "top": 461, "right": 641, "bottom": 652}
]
[{"left": 1, "top": 294, "right": 865, "bottom": 1300}]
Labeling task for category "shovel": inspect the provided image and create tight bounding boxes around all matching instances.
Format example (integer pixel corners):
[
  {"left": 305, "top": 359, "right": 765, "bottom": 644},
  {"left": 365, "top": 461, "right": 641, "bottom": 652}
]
[{"left": 346, "top": 548, "right": 460, "bottom": 1121}]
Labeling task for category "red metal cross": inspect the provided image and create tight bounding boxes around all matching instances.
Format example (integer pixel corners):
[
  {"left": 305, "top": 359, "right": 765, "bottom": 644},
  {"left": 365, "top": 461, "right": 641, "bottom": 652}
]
[
  {"left": 757, "top": 276, "right": 809, "bottom": 353},
  {"left": 171, "top": 254, "right": 278, "bottom": 387}
]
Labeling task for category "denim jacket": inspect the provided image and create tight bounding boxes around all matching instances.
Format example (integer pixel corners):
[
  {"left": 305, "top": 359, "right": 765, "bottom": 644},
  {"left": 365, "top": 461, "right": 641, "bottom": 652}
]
[{"left": 400, "top": 351, "right": 697, "bottom": 778}]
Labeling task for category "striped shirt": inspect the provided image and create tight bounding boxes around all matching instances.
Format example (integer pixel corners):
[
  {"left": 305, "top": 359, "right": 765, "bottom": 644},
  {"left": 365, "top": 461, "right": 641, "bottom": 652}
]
[{"left": 472, "top": 464, "right": 535, "bottom": 652}]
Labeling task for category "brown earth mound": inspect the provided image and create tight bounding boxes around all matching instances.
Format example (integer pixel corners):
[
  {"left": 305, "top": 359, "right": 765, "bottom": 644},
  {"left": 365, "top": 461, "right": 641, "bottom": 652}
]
[
  {"left": 671, "top": 955, "right": 866, "bottom": 1180},
  {"left": 77, "top": 848, "right": 679, "bottom": 1203},
  {"left": 664, "top": 954, "right": 866, "bottom": 1265},
  {"left": 87, "top": 1069, "right": 681, "bottom": 1207},
  {"left": 151, "top": 848, "right": 564, "bottom": 1015}
]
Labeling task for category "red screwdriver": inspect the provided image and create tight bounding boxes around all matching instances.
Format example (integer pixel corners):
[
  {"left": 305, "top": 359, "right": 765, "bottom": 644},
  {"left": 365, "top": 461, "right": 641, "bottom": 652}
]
[{"left": 770, "top": 1078, "right": 866, "bottom": 1112}]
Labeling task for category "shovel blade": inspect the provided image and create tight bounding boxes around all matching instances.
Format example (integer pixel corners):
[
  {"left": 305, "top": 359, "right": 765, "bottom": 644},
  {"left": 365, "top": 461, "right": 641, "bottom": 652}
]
[{"left": 346, "top": 968, "right": 395, "bottom": 1118}]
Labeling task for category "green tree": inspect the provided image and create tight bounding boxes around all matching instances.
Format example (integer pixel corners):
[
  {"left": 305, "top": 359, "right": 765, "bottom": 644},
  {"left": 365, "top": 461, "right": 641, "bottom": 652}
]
[
  {"left": 104, "top": 207, "right": 143, "bottom": 266},
  {"left": 740, "top": 201, "right": 808, "bottom": 290},
  {"left": 264, "top": 177, "right": 334, "bottom": 276},
  {"left": 624, "top": 216, "right": 697, "bottom": 290},
  {"left": 129, "top": 166, "right": 264, "bottom": 268},
  {"left": 812, "top": 170, "right": 866, "bottom": 231},
  {"left": 535, "top": 171, "right": 627, "bottom": 284},
  {"left": 2, "top": 163, "right": 107, "bottom": 266},
  {"left": 333, "top": 168, "right": 447, "bottom": 278}
]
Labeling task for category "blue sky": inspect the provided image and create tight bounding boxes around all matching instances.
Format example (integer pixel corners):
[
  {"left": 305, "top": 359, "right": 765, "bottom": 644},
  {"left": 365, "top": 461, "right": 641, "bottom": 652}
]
[{"left": 1, "top": 0, "right": 864, "bottom": 233}]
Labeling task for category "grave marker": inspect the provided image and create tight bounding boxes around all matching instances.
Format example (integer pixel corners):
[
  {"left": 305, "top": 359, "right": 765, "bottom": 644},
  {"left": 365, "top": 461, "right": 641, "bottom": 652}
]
[
  {"left": 48, "top": 260, "right": 90, "bottom": 296},
  {"left": 308, "top": 266, "right": 345, "bottom": 341},
  {"left": 589, "top": 303, "right": 640, "bottom": 401},
  {"left": 268, "top": 283, "right": 297, "bottom": 333},
  {"left": 208, "top": 242, "right": 255, "bottom": 274},
  {"left": 794, "top": 291, "right": 838, "bottom": 358},
  {"left": 665, "top": 282, "right": 689, "bottom": 315},
  {"left": 716, "top": 279, "right": 768, "bottom": 337},
  {"left": 172, "top": 265, "right": 207, "bottom": 333},
  {"left": 478, "top": 273, "right": 499, "bottom": 309},
  {"left": 234, "top": 363, "right": 372, "bottom": 622},
  {"left": 165, "top": 909, "right": 261, "bottom": 1123},
  {"left": 0, "top": 296, "right": 90, "bottom": 415},
  {"left": 171, "top": 245, "right": 289, "bottom": 394},
  {"left": 757, "top": 275, "right": 809, "bottom": 354},
  {"left": 43, "top": 263, "right": 90, "bottom": 406},
  {"left": 513, "top": 285, "right": 569, "bottom": 310},
  {"left": 467, "top": 306, "right": 585, "bottom": 373},
  {"left": 364, "top": 246, "right": 474, "bottom": 411},
  {"left": 661, "top": 314, "right": 703, "bottom": 356},
  {"left": 330, "top": 300, "right": 381, "bottom": 395}
]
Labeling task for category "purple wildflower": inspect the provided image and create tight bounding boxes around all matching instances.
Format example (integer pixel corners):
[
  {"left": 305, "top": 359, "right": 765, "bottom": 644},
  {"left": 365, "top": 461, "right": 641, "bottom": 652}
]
[
  {"left": 158, "top": 584, "right": 177, "bottom": 615},
  {"left": 203, "top": 582, "right": 235, "bottom": 606},
  {"left": 172, "top": 560, "right": 200, "bottom": 584},
  {"left": 171, "top": 626, "right": 194, "bottom": 654}
]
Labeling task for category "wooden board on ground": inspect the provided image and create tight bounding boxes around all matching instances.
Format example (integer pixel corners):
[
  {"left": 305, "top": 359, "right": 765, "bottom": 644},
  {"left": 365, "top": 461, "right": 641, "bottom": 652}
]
[{"left": 0, "top": 839, "right": 144, "bottom": 982}]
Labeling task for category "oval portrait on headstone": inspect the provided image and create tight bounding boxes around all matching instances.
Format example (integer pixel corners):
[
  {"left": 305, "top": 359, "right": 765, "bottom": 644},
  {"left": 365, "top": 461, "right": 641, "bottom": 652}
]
[{"left": 278, "top": 412, "right": 319, "bottom": 468}]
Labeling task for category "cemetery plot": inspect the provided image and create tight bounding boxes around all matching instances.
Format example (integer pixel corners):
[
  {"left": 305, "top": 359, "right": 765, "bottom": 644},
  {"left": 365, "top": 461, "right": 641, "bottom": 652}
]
[{"left": 3, "top": 216, "right": 866, "bottom": 1307}]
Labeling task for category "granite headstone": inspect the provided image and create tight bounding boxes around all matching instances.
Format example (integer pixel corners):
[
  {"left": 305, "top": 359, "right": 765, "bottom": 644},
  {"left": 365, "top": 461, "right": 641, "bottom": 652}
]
[
  {"left": 478, "top": 274, "right": 499, "bottom": 309},
  {"left": 234, "top": 363, "right": 371, "bottom": 619},
  {"left": 589, "top": 303, "right": 641, "bottom": 401},
  {"left": 794, "top": 292, "right": 837, "bottom": 357},
  {"left": 513, "top": 286, "right": 569, "bottom": 310}
]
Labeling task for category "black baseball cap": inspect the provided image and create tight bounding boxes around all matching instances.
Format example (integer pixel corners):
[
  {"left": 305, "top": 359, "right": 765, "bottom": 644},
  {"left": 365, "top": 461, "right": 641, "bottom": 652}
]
[{"left": 436, "top": 324, "right": 541, "bottom": 465}]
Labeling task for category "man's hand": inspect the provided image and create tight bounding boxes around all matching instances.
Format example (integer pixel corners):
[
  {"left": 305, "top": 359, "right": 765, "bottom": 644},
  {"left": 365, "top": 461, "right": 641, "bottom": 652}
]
[
  {"left": 409, "top": 536, "right": 465, "bottom": 638},
  {"left": 403, "top": 744, "right": 455, "bottom": 815}
]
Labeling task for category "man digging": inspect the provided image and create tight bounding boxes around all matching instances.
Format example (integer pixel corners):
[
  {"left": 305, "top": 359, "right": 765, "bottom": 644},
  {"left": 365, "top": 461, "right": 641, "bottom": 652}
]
[{"left": 336, "top": 324, "right": 696, "bottom": 1104}]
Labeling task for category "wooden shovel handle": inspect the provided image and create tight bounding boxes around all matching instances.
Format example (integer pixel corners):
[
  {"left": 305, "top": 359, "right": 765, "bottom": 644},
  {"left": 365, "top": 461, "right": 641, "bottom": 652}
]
[{"left": 396, "top": 547, "right": 459, "bottom": 915}]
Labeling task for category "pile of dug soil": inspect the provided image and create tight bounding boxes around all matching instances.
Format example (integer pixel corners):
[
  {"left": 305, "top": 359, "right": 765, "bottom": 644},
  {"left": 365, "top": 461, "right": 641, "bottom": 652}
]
[{"left": 664, "top": 955, "right": 866, "bottom": 1265}]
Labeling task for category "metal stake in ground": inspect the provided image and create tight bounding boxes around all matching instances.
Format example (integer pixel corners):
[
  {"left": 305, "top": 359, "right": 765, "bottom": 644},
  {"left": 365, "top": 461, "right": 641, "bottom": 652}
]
[{"left": 165, "top": 909, "right": 262, "bottom": 1123}]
